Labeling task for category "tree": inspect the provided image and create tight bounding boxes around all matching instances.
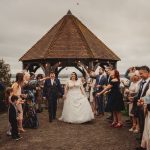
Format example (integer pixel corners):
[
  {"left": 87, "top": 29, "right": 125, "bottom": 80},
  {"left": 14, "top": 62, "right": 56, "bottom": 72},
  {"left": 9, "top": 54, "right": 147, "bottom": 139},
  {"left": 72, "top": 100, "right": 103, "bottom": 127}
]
[
  {"left": 0, "top": 59, "right": 11, "bottom": 111},
  {"left": 0, "top": 59, "right": 11, "bottom": 87}
]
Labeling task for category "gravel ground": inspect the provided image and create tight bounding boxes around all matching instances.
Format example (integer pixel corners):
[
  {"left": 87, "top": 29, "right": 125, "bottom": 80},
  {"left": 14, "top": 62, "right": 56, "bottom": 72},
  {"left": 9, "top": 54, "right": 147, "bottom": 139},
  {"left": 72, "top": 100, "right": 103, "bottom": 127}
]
[{"left": 0, "top": 100, "right": 138, "bottom": 150}]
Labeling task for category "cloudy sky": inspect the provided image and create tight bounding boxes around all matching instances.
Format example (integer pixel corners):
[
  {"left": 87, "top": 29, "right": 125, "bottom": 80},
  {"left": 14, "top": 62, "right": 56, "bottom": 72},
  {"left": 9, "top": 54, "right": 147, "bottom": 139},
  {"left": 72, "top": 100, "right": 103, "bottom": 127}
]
[{"left": 0, "top": 0, "right": 150, "bottom": 74}]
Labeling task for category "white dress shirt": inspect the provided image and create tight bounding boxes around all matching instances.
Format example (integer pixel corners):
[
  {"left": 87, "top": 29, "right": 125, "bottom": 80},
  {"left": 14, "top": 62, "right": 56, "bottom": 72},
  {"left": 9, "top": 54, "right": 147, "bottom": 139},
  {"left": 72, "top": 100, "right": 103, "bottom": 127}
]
[
  {"left": 141, "top": 77, "right": 150, "bottom": 96},
  {"left": 51, "top": 79, "right": 54, "bottom": 85}
]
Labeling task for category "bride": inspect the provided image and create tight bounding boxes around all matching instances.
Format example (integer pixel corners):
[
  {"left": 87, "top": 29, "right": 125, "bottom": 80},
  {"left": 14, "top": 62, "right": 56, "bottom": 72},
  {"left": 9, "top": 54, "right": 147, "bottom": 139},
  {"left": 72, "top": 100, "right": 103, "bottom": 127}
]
[{"left": 59, "top": 72, "right": 94, "bottom": 123}]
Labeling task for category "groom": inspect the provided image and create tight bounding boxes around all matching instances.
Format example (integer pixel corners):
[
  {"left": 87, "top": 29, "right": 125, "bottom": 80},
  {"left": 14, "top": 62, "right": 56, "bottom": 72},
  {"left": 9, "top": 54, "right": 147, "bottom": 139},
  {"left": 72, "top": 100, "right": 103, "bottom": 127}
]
[{"left": 43, "top": 71, "right": 63, "bottom": 122}]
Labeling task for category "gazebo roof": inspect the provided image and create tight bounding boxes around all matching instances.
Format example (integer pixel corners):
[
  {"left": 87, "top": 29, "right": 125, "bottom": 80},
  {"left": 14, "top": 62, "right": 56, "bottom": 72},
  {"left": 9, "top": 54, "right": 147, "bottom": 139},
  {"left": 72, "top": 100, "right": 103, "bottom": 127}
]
[{"left": 20, "top": 10, "right": 120, "bottom": 61}]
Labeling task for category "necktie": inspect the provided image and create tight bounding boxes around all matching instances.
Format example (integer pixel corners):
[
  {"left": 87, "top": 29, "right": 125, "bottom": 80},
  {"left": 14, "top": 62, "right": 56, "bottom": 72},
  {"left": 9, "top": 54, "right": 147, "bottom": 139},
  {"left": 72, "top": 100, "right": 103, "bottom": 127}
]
[{"left": 138, "top": 80, "right": 146, "bottom": 98}]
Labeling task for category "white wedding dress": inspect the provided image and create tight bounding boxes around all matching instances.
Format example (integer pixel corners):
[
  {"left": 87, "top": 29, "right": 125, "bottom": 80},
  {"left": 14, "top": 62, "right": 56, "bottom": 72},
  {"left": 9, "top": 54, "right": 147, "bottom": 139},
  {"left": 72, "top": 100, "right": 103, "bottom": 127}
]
[
  {"left": 141, "top": 111, "right": 150, "bottom": 150},
  {"left": 59, "top": 80, "right": 94, "bottom": 123}
]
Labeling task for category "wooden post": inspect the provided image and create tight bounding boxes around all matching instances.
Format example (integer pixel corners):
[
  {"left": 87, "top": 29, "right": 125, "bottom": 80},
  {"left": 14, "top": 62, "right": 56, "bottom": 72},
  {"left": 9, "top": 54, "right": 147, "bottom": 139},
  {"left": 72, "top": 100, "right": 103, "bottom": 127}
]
[
  {"left": 45, "top": 63, "right": 51, "bottom": 76},
  {"left": 89, "top": 61, "right": 94, "bottom": 70}
]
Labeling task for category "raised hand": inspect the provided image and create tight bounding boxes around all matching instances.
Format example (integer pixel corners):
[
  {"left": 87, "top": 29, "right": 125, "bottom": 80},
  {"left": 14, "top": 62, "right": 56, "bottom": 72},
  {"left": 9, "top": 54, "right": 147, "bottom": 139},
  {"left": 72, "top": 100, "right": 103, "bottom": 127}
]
[
  {"left": 96, "top": 92, "right": 101, "bottom": 97},
  {"left": 137, "top": 99, "right": 144, "bottom": 106}
]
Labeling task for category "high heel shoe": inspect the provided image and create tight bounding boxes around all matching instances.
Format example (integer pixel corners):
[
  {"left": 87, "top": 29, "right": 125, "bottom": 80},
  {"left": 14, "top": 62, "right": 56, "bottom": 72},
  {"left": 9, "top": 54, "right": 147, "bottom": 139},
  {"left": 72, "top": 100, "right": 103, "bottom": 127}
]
[
  {"left": 114, "top": 123, "right": 123, "bottom": 128},
  {"left": 110, "top": 122, "right": 117, "bottom": 127}
]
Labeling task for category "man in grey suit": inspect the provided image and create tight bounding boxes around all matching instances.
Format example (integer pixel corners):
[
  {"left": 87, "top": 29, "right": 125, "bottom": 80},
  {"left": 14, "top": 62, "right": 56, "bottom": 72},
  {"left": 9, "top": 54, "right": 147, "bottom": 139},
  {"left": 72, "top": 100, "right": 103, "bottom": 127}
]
[{"left": 95, "top": 67, "right": 107, "bottom": 116}]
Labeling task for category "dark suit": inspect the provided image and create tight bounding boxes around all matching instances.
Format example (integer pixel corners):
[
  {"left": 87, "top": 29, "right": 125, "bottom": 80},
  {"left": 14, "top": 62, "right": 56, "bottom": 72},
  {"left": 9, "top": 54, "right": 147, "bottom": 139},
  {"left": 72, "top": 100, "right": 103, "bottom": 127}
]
[
  {"left": 9, "top": 103, "right": 19, "bottom": 138},
  {"left": 43, "top": 78, "right": 63, "bottom": 121},
  {"left": 95, "top": 74, "right": 107, "bottom": 114},
  {"left": 134, "top": 79, "right": 150, "bottom": 139}
]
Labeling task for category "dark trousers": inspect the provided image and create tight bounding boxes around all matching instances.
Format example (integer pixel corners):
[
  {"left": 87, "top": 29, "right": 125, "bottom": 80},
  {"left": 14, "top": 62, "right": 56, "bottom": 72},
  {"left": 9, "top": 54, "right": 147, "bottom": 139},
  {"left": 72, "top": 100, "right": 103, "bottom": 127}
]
[
  {"left": 96, "top": 95, "right": 104, "bottom": 114},
  {"left": 138, "top": 106, "right": 145, "bottom": 140},
  {"left": 10, "top": 119, "right": 19, "bottom": 138},
  {"left": 48, "top": 96, "right": 57, "bottom": 121}
]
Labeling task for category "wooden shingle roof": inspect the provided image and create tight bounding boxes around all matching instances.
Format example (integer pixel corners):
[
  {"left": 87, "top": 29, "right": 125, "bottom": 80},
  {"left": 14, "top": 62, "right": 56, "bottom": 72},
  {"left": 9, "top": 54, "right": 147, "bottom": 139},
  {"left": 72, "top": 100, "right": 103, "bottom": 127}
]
[{"left": 20, "top": 10, "right": 120, "bottom": 61}]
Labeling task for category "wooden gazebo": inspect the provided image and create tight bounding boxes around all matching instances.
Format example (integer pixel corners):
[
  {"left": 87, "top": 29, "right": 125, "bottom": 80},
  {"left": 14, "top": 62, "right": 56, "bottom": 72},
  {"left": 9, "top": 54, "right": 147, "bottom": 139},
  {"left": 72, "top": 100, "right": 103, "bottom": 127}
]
[{"left": 19, "top": 10, "right": 120, "bottom": 76}]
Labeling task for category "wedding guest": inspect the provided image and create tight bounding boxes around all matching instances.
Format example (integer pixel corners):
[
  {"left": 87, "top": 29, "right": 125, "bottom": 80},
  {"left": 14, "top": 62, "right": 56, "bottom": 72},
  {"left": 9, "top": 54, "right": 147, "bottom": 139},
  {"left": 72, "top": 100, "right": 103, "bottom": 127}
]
[
  {"left": 132, "top": 66, "right": 150, "bottom": 150},
  {"left": 77, "top": 62, "right": 91, "bottom": 100},
  {"left": 105, "top": 66, "right": 113, "bottom": 120},
  {"left": 9, "top": 95, "right": 22, "bottom": 140},
  {"left": 139, "top": 88, "right": 150, "bottom": 150},
  {"left": 97, "top": 69, "right": 125, "bottom": 127},
  {"left": 89, "top": 70, "right": 97, "bottom": 114},
  {"left": 35, "top": 74, "right": 44, "bottom": 113},
  {"left": 5, "top": 87, "right": 13, "bottom": 136},
  {"left": 22, "top": 72, "right": 40, "bottom": 128},
  {"left": 125, "top": 67, "right": 136, "bottom": 80},
  {"left": 28, "top": 72, "right": 37, "bottom": 104},
  {"left": 135, "top": 93, "right": 150, "bottom": 150},
  {"left": 23, "top": 98, "right": 39, "bottom": 129},
  {"left": 134, "top": 66, "right": 150, "bottom": 139},
  {"left": 12, "top": 73, "right": 25, "bottom": 132},
  {"left": 81, "top": 76, "right": 90, "bottom": 99},
  {"left": 127, "top": 74, "right": 140, "bottom": 133},
  {"left": 95, "top": 67, "right": 107, "bottom": 116}
]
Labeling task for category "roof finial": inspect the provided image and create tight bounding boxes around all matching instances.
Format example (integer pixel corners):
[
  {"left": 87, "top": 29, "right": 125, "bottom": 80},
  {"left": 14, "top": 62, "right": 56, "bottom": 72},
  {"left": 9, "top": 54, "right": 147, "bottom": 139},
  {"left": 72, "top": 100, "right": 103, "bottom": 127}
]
[{"left": 67, "top": 10, "right": 72, "bottom": 15}]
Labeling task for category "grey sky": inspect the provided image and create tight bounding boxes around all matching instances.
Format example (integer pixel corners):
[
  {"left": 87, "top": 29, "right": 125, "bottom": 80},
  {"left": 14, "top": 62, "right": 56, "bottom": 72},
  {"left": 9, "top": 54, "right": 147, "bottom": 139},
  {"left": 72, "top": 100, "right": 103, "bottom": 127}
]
[{"left": 0, "top": 0, "right": 150, "bottom": 74}]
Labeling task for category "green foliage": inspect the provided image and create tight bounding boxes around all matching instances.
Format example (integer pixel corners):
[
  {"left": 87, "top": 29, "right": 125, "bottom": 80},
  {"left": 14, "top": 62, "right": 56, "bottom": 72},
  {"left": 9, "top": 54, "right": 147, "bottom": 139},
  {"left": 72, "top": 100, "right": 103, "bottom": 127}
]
[
  {"left": 0, "top": 59, "right": 11, "bottom": 111},
  {"left": 0, "top": 59, "right": 11, "bottom": 87}
]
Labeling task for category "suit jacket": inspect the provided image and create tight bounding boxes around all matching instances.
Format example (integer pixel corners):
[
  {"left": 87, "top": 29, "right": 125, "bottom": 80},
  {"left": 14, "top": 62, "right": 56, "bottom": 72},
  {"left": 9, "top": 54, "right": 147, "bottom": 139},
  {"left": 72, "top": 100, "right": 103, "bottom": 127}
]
[
  {"left": 9, "top": 103, "right": 17, "bottom": 122},
  {"left": 43, "top": 78, "right": 63, "bottom": 98},
  {"left": 95, "top": 74, "right": 107, "bottom": 92},
  {"left": 134, "top": 79, "right": 150, "bottom": 100},
  {"left": 142, "top": 80, "right": 150, "bottom": 111}
]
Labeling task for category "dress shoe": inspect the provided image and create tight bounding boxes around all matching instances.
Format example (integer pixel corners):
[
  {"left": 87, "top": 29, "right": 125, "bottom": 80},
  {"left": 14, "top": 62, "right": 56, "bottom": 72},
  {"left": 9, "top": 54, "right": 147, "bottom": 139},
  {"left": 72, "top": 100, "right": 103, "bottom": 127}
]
[{"left": 13, "top": 136, "right": 22, "bottom": 141}]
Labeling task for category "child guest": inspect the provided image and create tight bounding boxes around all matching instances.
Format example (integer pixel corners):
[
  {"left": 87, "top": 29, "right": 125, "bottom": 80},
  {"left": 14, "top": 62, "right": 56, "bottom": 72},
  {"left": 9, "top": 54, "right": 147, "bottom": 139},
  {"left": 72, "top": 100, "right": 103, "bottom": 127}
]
[
  {"left": 5, "top": 87, "right": 13, "bottom": 136},
  {"left": 9, "top": 95, "right": 22, "bottom": 140}
]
